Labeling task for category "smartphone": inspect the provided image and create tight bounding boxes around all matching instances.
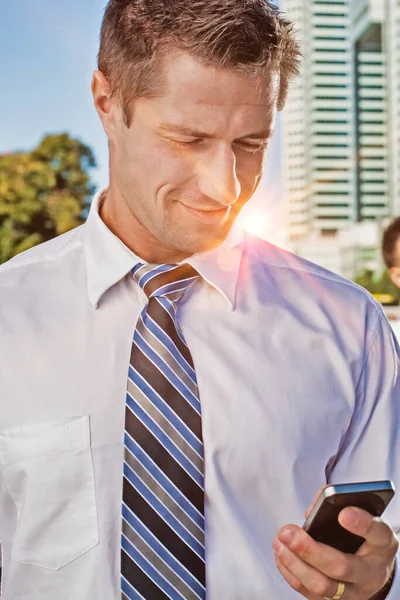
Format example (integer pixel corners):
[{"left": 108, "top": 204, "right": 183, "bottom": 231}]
[{"left": 302, "top": 480, "right": 395, "bottom": 554}]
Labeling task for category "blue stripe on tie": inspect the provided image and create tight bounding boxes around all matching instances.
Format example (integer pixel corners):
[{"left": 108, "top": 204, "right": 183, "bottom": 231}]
[
  {"left": 131, "top": 264, "right": 145, "bottom": 278},
  {"left": 153, "top": 278, "right": 197, "bottom": 299},
  {"left": 128, "top": 365, "right": 203, "bottom": 455},
  {"left": 133, "top": 331, "right": 201, "bottom": 413},
  {"left": 121, "top": 574, "right": 146, "bottom": 600},
  {"left": 122, "top": 505, "right": 205, "bottom": 597},
  {"left": 122, "top": 534, "right": 185, "bottom": 600},
  {"left": 174, "top": 315, "right": 189, "bottom": 349},
  {"left": 138, "top": 264, "right": 178, "bottom": 288},
  {"left": 156, "top": 297, "right": 189, "bottom": 348},
  {"left": 158, "top": 295, "right": 179, "bottom": 317},
  {"left": 124, "top": 432, "right": 205, "bottom": 526},
  {"left": 141, "top": 312, "right": 197, "bottom": 382},
  {"left": 157, "top": 297, "right": 190, "bottom": 350},
  {"left": 123, "top": 463, "right": 205, "bottom": 559},
  {"left": 135, "top": 322, "right": 198, "bottom": 397},
  {"left": 122, "top": 492, "right": 205, "bottom": 576},
  {"left": 126, "top": 397, "right": 204, "bottom": 485}
]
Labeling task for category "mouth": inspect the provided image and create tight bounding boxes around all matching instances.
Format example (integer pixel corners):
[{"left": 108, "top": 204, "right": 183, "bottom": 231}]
[{"left": 179, "top": 202, "right": 231, "bottom": 225}]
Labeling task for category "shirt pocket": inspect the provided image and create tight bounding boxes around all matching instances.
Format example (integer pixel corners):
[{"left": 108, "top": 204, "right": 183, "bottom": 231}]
[{"left": 0, "top": 415, "right": 99, "bottom": 570}]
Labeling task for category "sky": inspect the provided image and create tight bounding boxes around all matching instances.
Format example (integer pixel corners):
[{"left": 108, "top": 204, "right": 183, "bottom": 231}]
[{"left": 0, "top": 0, "right": 285, "bottom": 244}]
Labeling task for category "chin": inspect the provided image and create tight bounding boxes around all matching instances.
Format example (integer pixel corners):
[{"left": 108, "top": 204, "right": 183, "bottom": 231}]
[
  {"left": 162, "top": 220, "right": 234, "bottom": 257},
  {"left": 183, "top": 233, "right": 229, "bottom": 255}
]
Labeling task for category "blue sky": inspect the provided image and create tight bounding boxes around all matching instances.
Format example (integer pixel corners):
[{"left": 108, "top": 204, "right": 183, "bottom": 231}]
[{"left": 0, "top": 0, "right": 284, "bottom": 242}]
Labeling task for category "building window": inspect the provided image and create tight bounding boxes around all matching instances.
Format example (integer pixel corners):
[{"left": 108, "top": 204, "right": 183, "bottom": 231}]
[
  {"left": 315, "top": 191, "right": 350, "bottom": 196},
  {"left": 316, "top": 180, "right": 350, "bottom": 184},
  {"left": 314, "top": 143, "right": 350, "bottom": 148},
  {"left": 361, "top": 180, "right": 385, "bottom": 184},
  {"left": 314, "top": 96, "right": 349, "bottom": 101},
  {"left": 315, "top": 108, "right": 348, "bottom": 112},
  {"left": 315, "top": 48, "right": 347, "bottom": 53},
  {"left": 317, "top": 216, "right": 349, "bottom": 220},
  {"left": 360, "top": 191, "right": 385, "bottom": 196},
  {"left": 321, "top": 229, "right": 339, "bottom": 237},
  {"left": 315, "top": 155, "right": 348, "bottom": 159},
  {"left": 315, "top": 131, "right": 350, "bottom": 135},
  {"left": 315, "top": 72, "right": 348, "bottom": 77},
  {"left": 314, "top": 120, "right": 349, "bottom": 124},
  {"left": 316, "top": 203, "right": 349, "bottom": 208},
  {"left": 314, "top": 60, "right": 348, "bottom": 65},
  {"left": 313, "top": 13, "right": 347, "bottom": 17},
  {"left": 314, "top": 36, "right": 347, "bottom": 41},
  {"left": 314, "top": 25, "right": 346, "bottom": 30},
  {"left": 315, "top": 168, "right": 350, "bottom": 172},
  {"left": 315, "top": 84, "right": 349, "bottom": 89}
]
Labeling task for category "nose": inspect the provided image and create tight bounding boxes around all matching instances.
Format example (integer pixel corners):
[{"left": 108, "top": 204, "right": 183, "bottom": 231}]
[{"left": 197, "top": 145, "right": 241, "bottom": 207}]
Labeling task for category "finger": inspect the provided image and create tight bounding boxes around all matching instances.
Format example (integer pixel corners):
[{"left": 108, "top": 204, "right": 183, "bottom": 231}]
[
  {"left": 304, "top": 485, "right": 330, "bottom": 519},
  {"left": 274, "top": 554, "right": 304, "bottom": 596},
  {"left": 273, "top": 537, "right": 343, "bottom": 599},
  {"left": 339, "top": 508, "right": 398, "bottom": 553},
  {"left": 276, "top": 526, "right": 363, "bottom": 584}
]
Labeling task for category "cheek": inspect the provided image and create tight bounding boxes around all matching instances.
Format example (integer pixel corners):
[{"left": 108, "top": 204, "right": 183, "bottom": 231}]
[
  {"left": 155, "top": 151, "right": 198, "bottom": 193},
  {"left": 135, "top": 136, "right": 190, "bottom": 178},
  {"left": 116, "top": 137, "right": 159, "bottom": 188},
  {"left": 237, "top": 155, "right": 264, "bottom": 194}
]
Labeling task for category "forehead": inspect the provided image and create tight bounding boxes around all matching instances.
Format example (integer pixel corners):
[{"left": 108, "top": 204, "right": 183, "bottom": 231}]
[{"left": 146, "top": 51, "right": 278, "bottom": 133}]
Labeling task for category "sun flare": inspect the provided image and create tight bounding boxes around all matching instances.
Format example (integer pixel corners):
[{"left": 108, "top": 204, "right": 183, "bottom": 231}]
[{"left": 240, "top": 211, "right": 268, "bottom": 238}]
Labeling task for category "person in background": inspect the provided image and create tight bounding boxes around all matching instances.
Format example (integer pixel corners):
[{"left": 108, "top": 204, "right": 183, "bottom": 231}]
[
  {"left": 0, "top": 1, "right": 399, "bottom": 599},
  {"left": 382, "top": 217, "right": 400, "bottom": 340}
]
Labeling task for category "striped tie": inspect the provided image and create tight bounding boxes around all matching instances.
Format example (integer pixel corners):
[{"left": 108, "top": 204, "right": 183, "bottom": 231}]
[{"left": 121, "top": 263, "right": 206, "bottom": 600}]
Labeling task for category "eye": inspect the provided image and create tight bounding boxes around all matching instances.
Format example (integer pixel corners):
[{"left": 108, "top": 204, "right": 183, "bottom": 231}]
[
  {"left": 237, "top": 141, "right": 268, "bottom": 154},
  {"left": 167, "top": 138, "right": 201, "bottom": 149}
]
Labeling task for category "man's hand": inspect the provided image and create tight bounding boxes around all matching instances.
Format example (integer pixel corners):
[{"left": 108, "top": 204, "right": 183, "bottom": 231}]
[{"left": 272, "top": 504, "right": 398, "bottom": 599}]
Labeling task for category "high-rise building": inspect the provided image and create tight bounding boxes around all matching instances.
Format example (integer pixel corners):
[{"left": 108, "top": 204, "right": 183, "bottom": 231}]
[
  {"left": 281, "top": 0, "right": 355, "bottom": 243},
  {"left": 352, "top": 0, "right": 388, "bottom": 222},
  {"left": 386, "top": 0, "right": 400, "bottom": 216},
  {"left": 279, "top": 0, "right": 308, "bottom": 241},
  {"left": 281, "top": 0, "right": 400, "bottom": 276}
]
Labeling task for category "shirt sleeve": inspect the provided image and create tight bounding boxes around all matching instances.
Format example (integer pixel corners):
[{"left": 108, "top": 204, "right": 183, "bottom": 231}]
[
  {"left": 330, "top": 309, "right": 400, "bottom": 526},
  {"left": 329, "top": 308, "right": 400, "bottom": 598}
]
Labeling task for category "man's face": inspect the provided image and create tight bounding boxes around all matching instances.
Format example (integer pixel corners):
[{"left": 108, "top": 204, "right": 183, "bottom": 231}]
[{"left": 106, "top": 52, "right": 278, "bottom": 258}]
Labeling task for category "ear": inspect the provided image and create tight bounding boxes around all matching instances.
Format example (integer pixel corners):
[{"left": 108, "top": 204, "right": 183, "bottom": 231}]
[
  {"left": 388, "top": 266, "right": 400, "bottom": 288},
  {"left": 91, "top": 70, "right": 122, "bottom": 139}
]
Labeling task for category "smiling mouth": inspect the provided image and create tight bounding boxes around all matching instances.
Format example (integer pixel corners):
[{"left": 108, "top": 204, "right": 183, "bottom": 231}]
[{"left": 179, "top": 202, "right": 231, "bottom": 224}]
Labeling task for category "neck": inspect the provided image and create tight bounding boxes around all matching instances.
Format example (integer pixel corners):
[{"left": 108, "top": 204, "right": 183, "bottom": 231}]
[{"left": 99, "top": 184, "right": 191, "bottom": 265}]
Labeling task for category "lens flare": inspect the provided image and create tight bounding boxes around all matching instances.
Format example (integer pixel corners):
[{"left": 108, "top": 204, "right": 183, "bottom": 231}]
[{"left": 239, "top": 210, "right": 269, "bottom": 238}]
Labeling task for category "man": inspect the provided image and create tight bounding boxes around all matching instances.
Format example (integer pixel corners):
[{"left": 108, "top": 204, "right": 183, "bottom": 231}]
[
  {"left": 382, "top": 217, "right": 400, "bottom": 340},
  {"left": 0, "top": 1, "right": 399, "bottom": 599}
]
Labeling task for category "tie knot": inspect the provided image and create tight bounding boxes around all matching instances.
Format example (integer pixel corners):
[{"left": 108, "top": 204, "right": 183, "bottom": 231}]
[{"left": 132, "top": 263, "right": 199, "bottom": 302}]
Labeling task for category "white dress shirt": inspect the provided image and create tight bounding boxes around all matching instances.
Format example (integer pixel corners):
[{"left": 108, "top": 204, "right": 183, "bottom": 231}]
[
  {"left": 0, "top": 189, "right": 399, "bottom": 600},
  {"left": 391, "top": 320, "right": 400, "bottom": 344}
]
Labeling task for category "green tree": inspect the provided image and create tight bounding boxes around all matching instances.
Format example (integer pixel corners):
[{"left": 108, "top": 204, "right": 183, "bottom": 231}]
[
  {"left": 354, "top": 268, "right": 400, "bottom": 302},
  {"left": 354, "top": 269, "right": 377, "bottom": 295},
  {"left": 374, "top": 269, "right": 400, "bottom": 301},
  {"left": 0, "top": 133, "right": 97, "bottom": 263}
]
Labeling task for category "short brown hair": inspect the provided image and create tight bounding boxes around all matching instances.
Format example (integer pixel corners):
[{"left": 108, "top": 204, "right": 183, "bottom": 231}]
[
  {"left": 98, "top": 0, "right": 302, "bottom": 126},
  {"left": 382, "top": 217, "right": 400, "bottom": 268}
]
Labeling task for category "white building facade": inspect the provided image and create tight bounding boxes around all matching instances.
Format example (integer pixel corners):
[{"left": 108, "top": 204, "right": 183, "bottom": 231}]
[
  {"left": 281, "top": 0, "right": 399, "bottom": 278},
  {"left": 281, "top": 0, "right": 355, "bottom": 243},
  {"left": 386, "top": 0, "right": 400, "bottom": 216}
]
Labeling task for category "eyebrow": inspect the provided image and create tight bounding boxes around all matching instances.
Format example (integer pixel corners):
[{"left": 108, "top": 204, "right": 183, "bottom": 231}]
[{"left": 158, "top": 123, "right": 275, "bottom": 140}]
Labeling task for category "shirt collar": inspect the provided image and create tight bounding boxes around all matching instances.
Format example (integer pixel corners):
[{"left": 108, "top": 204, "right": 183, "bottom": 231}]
[{"left": 83, "top": 188, "right": 244, "bottom": 310}]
